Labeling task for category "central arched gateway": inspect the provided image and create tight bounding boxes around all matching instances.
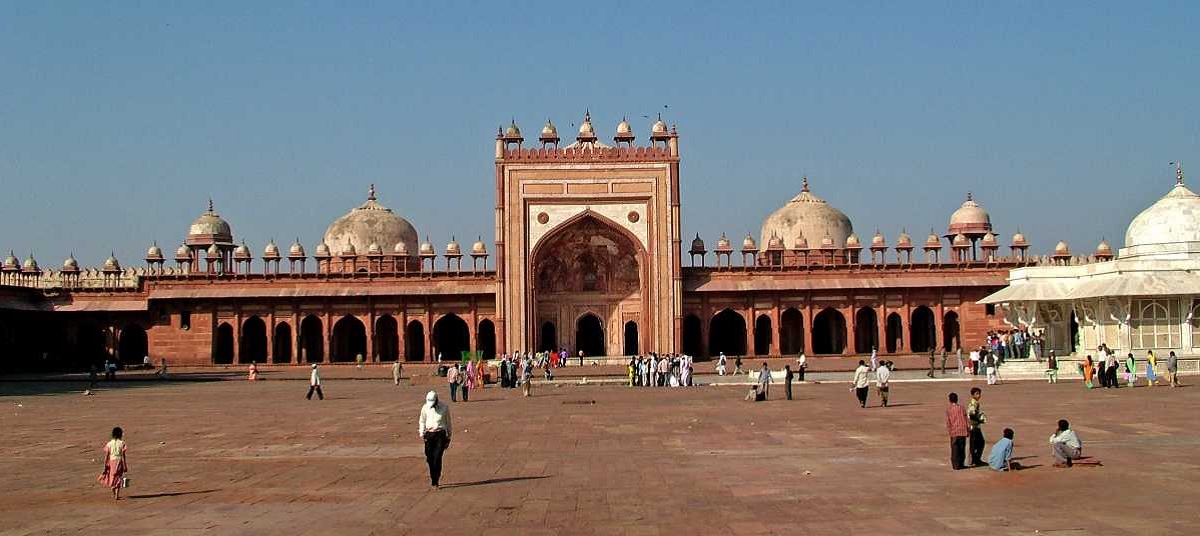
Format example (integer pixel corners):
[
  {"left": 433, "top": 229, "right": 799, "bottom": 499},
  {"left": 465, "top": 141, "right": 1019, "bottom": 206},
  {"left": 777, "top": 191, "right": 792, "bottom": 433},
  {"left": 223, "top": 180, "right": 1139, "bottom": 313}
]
[{"left": 530, "top": 213, "right": 646, "bottom": 357}]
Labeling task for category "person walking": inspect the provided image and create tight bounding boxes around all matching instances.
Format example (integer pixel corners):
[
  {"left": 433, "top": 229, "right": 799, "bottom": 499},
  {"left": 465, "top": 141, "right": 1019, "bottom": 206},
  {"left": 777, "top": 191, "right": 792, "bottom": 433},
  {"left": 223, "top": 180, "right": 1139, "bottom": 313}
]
[
  {"left": 946, "top": 392, "right": 969, "bottom": 470},
  {"left": 940, "top": 350, "right": 948, "bottom": 374},
  {"left": 967, "top": 387, "right": 987, "bottom": 466},
  {"left": 1167, "top": 351, "right": 1181, "bottom": 387},
  {"left": 927, "top": 348, "right": 936, "bottom": 378},
  {"left": 418, "top": 391, "right": 452, "bottom": 488},
  {"left": 1124, "top": 353, "right": 1137, "bottom": 387},
  {"left": 96, "top": 426, "right": 129, "bottom": 501},
  {"left": 734, "top": 355, "right": 743, "bottom": 375},
  {"left": 716, "top": 353, "right": 728, "bottom": 375},
  {"left": 461, "top": 363, "right": 474, "bottom": 402},
  {"left": 870, "top": 347, "right": 878, "bottom": 371},
  {"left": 757, "top": 362, "right": 772, "bottom": 400},
  {"left": 1046, "top": 351, "right": 1058, "bottom": 383},
  {"left": 306, "top": 364, "right": 324, "bottom": 400},
  {"left": 875, "top": 360, "right": 892, "bottom": 407},
  {"left": 446, "top": 364, "right": 461, "bottom": 402},
  {"left": 784, "top": 365, "right": 794, "bottom": 400},
  {"left": 852, "top": 360, "right": 870, "bottom": 408},
  {"left": 1146, "top": 350, "right": 1160, "bottom": 386},
  {"left": 956, "top": 346, "right": 964, "bottom": 374},
  {"left": 796, "top": 353, "right": 807, "bottom": 381},
  {"left": 392, "top": 360, "right": 403, "bottom": 386},
  {"left": 521, "top": 357, "right": 533, "bottom": 397}
]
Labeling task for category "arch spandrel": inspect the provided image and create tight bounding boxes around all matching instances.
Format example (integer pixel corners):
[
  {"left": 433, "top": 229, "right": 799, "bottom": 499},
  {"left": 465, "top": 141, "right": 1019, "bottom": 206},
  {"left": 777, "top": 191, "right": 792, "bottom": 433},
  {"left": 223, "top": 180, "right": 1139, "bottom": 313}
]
[{"left": 527, "top": 203, "right": 649, "bottom": 254}]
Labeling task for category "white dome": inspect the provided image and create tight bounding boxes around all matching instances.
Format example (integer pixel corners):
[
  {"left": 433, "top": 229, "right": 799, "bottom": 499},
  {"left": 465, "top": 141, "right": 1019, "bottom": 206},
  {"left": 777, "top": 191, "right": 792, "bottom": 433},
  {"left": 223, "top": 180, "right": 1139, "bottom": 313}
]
[
  {"left": 323, "top": 185, "right": 419, "bottom": 258},
  {"left": 760, "top": 178, "right": 853, "bottom": 250},
  {"left": 1124, "top": 181, "right": 1200, "bottom": 249}
]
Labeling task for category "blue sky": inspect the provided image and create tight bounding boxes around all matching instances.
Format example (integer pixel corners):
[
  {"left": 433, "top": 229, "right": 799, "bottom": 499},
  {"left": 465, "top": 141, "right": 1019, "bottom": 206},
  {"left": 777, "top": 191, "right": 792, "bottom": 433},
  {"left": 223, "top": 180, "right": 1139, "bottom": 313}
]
[{"left": 1, "top": 2, "right": 1197, "bottom": 268}]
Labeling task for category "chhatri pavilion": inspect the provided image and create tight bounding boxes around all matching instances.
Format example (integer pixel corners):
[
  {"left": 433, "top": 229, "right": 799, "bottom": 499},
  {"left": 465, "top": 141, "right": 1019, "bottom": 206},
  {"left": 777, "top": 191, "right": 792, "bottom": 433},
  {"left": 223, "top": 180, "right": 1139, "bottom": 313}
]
[{"left": 0, "top": 112, "right": 1128, "bottom": 370}]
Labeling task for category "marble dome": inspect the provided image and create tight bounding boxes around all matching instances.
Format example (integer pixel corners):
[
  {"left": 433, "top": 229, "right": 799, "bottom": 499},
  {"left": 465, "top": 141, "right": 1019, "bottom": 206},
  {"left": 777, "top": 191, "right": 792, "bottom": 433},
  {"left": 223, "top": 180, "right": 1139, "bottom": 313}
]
[
  {"left": 323, "top": 185, "right": 418, "bottom": 258},
  {"left": 187, "top": 200, "right": 233, "bottom": 246},
  {"left": 1124, "top": 174, "right": 1200, "bottom": 249},
  {"left": 760, "top": 178, "right": 854, "bottom": 250}
]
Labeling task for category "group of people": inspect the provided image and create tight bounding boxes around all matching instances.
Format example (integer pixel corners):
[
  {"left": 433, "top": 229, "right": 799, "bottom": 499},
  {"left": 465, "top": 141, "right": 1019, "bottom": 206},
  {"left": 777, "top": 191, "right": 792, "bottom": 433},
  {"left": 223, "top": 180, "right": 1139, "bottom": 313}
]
[
  {"left": 946, "top": 386, "right": 1090, "bottom": 472},
  {"left": 983, "top": 328, "right": 1042, "bottom": 361},
  {"left": 445, "top": 361, "right": 483, "bottom": 402},
  {"left": 628, "top": 353, "right": 695, "bottom": 387},
  {"left": 851, "top": 359, "right": 894, "bottom": 408},
  {"left": 495, "top": 354, "right": 536, "bottom": 396},
  {"left": 1076, "top": 346, "right": 1182, "bottom": 389}
]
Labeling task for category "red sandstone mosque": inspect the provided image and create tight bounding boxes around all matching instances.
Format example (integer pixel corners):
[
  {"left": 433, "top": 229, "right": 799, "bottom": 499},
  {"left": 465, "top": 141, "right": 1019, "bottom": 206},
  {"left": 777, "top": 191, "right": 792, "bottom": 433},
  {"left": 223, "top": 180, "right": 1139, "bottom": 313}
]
[{"left": 1, "top": 113, "right": 1046, "bottom": 369}]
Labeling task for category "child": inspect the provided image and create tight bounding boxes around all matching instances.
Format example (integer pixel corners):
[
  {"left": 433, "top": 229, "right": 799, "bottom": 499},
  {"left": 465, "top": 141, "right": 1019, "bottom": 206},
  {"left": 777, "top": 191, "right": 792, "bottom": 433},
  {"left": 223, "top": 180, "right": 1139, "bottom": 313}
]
[{"left": 97, "top": 427, "right": 129, "bottom": 500}]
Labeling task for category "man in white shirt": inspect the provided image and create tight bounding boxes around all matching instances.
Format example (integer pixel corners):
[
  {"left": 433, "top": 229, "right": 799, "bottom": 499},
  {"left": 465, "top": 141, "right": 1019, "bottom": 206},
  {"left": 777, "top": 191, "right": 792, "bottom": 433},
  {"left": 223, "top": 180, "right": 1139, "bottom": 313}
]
[
  {"left": 796, "top": 353, "right": 807, "bottom": 381},
  {"left": 306, "top": 364, "right": 324, "bottom": 400},
  {"left": 852, "top": 360, "right": 870, "bottom": 408},
  {"left": 1049, "top": 419, "right": 1082, "bottom": 467},
  {"left": 418, "top": 391, "right": 453, "bottom": 488},
  {"left": 875, "top": 361, "right": 892, "bottom": 407},
  {"left": 757, "top": 362, "right": 773, "bottom": 399}
]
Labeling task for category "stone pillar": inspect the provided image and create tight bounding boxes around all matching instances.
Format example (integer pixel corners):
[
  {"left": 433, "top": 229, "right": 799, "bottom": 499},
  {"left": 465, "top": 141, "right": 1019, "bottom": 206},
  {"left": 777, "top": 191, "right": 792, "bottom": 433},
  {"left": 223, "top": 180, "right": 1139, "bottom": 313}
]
[
  {"left": 266, "top": 310, "right": 275, "bottom": 364},
  {"left": 469, "top": 299, "right": 478, "bottom": 356},
  {"left": 399, "top": 305, "right": 408, "bottom": 362},
  {"left": 936, "top": 296, "right": 945, "bottom": 353},
  {"left": 770, "top": 301, "right": 781, "bottom": 356},
  {"left": 233, "top": 308, "right": 242, "bottom": 364},
  {"left": 424, "top": 306, "right": 433, "bottom": 362},
  {"left": 876, "top": 304, "right": 887, "bottom": 355},
  {"left": 291, "top": 308, "right": 301, "bottom": 364},
  {"left": 365, "top": 308, "right": 376, "bottom": 363},
  {"left": 844, "top": 303, "right": 855, "bottom": 356},
  {"left": 803, "top": 299, "right": 814, "bottom": 357}
]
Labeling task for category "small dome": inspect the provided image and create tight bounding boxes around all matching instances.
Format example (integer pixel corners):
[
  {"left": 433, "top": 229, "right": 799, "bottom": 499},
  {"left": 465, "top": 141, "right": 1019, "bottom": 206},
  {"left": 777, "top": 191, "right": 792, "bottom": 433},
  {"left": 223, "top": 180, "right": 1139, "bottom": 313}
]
[
  {"left": 924, "top": 232, "right": 942, "bottom": 249},
  {"left": 146, "top": 243, "right": 164, "bottom": 260},
  {"left": 579, "top": 111, "right": 595, "bottom": 136},
  {"left": 323, "top": 185, "right": 419, "bottom": 258},
  {"left": 651, "top": 114, "right": 668, "bottom": 134},
  {"left": 263, "top": 240, "right": 281, "bottom": 258},
  {"left": 870, "top": 230, "right": 886, "bottom": 248},
  {"left": 820, "top": 234, "right": 835, "bottom": 249},
  {"left": 446, "top": 237, "right": 462, "bottom": 256},
  {"left": 234, "top": 241, "right": 252, "bottom": 259},
  {"left": 792, "top": 234, "right": 810, "bottom": 251},
  {"left": 504, "top": 120, "right": 522, "bottom": 139},
  {"left": 187, "top": 199, "right": 234, "bottom": 245},
  {"left": 947, "top": 192, "right": 992, "bottom": 236},
  {"left": 760, "top": 177, "right": 854, "bottom": 251},
  {"left": 1054, "top": 241, "right": 1070, "bottom": 256},
  {"left": 1095, "top": 239, "right": 1113, "bottom": 256},
  {"left": 62, "top": 254, "right": 79, "bottom": 271},
  {"left": 615, "top": 117, "right": 634, "bottom": 141},
  {"left": 896, "top": 230, "right": 914, "bottom": 248},
  {"left": 1011, "top": 231, "right": 1029, "bottom": 247},
  {"left": 22, "top": 254, "right": 40, "bottom": 272},
  {"left": 952, "top": 233, "right": 970, "bottom": 247},
  {"left": 367, "top": 240, "right": 383, "bottom": 256},
  {"left": 288, "top": 239, "right": 306, "bottom": 258},
  {"left": 315, "top": 242, "right": 331, "bottom": 258},
  {"left": 206, "top": 244, "right": 221, "bottom": 258},
  {"left": 419, "top": 237, "right": 435, "bottom": 256},
  {"left": 541, "top": 120, "right": 557, "bottom": 137},
  {"left": 689, "top": 233, "right": 706, "bottom": 253},
  {"left": 393, "top": 241, "right": 410, "bottom": 256},
  {"left": 766, "top": 232, "right": 785, "bottom": 250},
  {"left": 175, "top": 244, "right": 191, "bottom": 260},
  {"left": 845, "top": 233, "right": 862, "bottom": 248},
  {"left": 716, "top": 233, "right": 732, "bottom": 251},
  {"left": 340, "top": 240, "right": 357, "bottom": 257},
  {"left": 471, "top": 237, "right": 487, "bottom": 255},
  {"left": 980, "top": 232, "right": 998, "bottom": 247},
  {"left": 103, "top": 253, "right": 121, "bottom": 271},
  {"left": 2, "top": 252, "right": 19, "bottom": 271},
  {"left": 741, "top": 233, "right": 758, "bottom": 251}
]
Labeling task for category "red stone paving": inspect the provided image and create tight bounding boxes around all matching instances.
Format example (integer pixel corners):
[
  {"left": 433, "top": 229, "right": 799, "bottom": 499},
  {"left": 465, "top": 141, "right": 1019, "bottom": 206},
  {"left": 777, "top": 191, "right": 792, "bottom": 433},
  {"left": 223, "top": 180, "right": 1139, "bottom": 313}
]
[{"left": 2, "top": 377, "right": 1198, "bottom": 535}]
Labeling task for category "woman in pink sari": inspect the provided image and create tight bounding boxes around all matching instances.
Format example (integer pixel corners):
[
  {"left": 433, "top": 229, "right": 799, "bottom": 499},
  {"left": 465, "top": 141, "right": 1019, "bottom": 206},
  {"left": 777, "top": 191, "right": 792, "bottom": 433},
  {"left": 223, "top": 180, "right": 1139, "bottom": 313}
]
[
  {"left": 463, "top": 361, "right": 477, "bottom": 401},
  {"left": 97, "top": 426, "right": 128, "bottom": 500}
]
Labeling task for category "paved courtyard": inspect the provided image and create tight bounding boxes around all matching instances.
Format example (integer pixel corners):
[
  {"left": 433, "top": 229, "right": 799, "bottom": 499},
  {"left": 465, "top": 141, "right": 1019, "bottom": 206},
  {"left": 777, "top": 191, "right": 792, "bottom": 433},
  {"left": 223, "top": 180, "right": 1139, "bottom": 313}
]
[{"left": 2, "top": 375, "right": 1198, "bottom": 535}]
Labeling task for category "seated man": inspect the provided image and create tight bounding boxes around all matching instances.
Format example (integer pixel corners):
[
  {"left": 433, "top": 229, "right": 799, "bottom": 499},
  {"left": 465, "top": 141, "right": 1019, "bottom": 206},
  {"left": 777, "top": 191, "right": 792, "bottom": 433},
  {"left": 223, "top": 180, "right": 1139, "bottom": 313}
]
[
  {"left": 988, "top": 428, "right": 1016, "bottom": 471},
  {"left": 744, "top": 385, "right": 766, "bottom": 402},
  {"left": 1049, "top": 419, "right": 1082, "bottom": 467}
]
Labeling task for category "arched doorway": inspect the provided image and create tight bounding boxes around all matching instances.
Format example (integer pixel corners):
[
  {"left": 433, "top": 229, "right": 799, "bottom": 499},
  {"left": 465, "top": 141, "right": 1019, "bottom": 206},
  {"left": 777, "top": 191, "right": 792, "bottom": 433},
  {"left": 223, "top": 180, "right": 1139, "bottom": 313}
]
[
  {"left": 754, "top": 314, "right": 773, "bottom": 355},
  {"left": 532, "top": 214, "right": 644, "bottom": 360},
  {"left": 239, "top": 316, "right": 267, "bottom": 364},
  {"left": 682, "top": 314, "right": 703, "bottom": 356},
  {"left": 477, "top": 319, "right": 496, "bottom": 360},
  {"left": 405, "top": 320, "right": 425, "bottom": 361},
  {"left": 910, "top": 306, "right": 936, "bottom": 353},
  {"left": 942, "top": 311, "right": 960, "bottom": 352},
  {"left": 623, "top": 321, "right": 639, "bottom": 355},
  {"left": 375, "top": 315, "right": 399, "bottom": 362},
  {"left": 433, "top": 314, "right": 470, "bottom": 361},
  {"left": 780, "top": 308, "right": 804, "bottom": 355},
  {"left": 709, "top": 309, "right": 747, "bottom": 356},
  {"left": 214, "top": 323, "right": 234, "bottom": 364},
  {"left": 117, "top": 324, "right": 147, "bottom": 366},
  {"left": 331, "top": 315, "right": 366, "bottom": 362},
  {"left": 854, "top": 307, "right": 878, "bottom": 354},
  {"left": 273, "top": 322, "right": 292, "bottom": 363},
  {"left": 576, "top": 313, "right": 604, "bottom": 357},
  {"left": 886, "top": 313, "right": 903, "bottom": 353},
  {"left": 812, "top": 308, "right": 846, "bottom": 355},
  {"left": 1069, "top": 310, "right": 1080, "bottom": 354},
  {"left": 76, "top": 324, "right": 109, "bottom": 365},
  {"left": 540, "top": 321, "right": 557, "bottom": 352},
  {"left": 300, "top": 315, "right": 324, "bottom": 363}
]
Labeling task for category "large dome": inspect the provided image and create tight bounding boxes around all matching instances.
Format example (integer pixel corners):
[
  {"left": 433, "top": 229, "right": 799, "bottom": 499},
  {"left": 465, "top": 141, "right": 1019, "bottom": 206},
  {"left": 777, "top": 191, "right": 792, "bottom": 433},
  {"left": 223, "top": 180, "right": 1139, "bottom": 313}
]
[
  {"left": 323, "top": 185, "right": 419, "bottom": 258},
  {"left": 1124, "top": 175, "right": 1200, "bottom": 249},
  {"left": 946, "top": 192, "right": 992, "bottom": 237},
  {"left": 760, "top": 178, "right": 853, "bottom": 250}
]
